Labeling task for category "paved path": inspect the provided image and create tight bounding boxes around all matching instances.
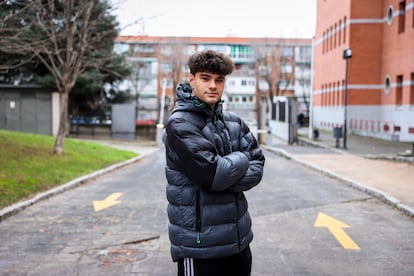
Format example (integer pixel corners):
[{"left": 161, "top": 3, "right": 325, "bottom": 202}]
[{"left": 0, "top": 133, "right": 413, "bottom": 275}]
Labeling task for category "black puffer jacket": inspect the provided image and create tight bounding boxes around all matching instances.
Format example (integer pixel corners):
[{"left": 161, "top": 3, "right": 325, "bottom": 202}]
[{"left": 164, "top": 82, "right": 265, "bottom": 261}]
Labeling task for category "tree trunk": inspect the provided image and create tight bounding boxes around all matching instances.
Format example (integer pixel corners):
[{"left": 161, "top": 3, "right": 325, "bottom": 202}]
[{"left": 53, "top": 90, "right": 69, "bottom": 155}]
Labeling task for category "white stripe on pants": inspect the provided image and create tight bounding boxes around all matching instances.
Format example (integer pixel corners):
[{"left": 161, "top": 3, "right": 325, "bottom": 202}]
[{"left": 184, "top": 257, "right": 194, "bottom": 276}]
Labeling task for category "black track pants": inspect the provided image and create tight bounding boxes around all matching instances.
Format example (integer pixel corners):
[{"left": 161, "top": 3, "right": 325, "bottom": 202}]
[{"left": 177, "top": 246, "right": 252, "bottom": 276}]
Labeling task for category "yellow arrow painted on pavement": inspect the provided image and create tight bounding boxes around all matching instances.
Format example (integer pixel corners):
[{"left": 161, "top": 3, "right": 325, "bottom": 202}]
[
  {"left": 93, "top": 192, "right": 123, "bottom": 212},
  {"left": 314, "top": 212, "right": 360, "bottom": 250}
]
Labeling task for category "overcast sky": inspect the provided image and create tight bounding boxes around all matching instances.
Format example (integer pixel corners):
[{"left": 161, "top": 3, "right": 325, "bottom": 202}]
[{"left": 111, "top": 0, "right": 317, "bottom": 38}]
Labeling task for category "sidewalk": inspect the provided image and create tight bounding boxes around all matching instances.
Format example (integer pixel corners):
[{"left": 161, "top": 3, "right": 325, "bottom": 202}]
[{"left": 264, "top": 128, "right": 414, "bottom": 217}]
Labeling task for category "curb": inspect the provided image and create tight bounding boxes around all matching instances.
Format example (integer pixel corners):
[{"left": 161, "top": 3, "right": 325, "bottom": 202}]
[
  {"left": 262, "top": 145, "right": 414, "bottom": 218},
  {"left": 0, "top": 153, "right": 149, "bottom": 222}
]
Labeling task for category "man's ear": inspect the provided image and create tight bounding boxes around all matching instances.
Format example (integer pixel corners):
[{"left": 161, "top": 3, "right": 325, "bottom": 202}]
[{"left": 188, "top": 74, "right": 195, "bottom": 87}]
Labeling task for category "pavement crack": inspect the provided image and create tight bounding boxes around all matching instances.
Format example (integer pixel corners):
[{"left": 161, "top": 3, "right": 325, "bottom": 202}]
[
  {"left": 340, "top": 196, "right": 373, "bottom": 204},
  {"left": 69, "top": 235, "right": 160, "bottom": 254},
  {"left": 122, "top": 235, "right": 160, "bottom": 245}
]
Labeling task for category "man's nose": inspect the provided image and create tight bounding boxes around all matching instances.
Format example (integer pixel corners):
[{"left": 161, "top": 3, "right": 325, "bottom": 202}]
[{"left": 209, "top": 79, "right": 217, "bottom": 88}]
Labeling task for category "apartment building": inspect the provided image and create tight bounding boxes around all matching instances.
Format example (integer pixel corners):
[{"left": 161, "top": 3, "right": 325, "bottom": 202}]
[
  {"left": 312, "top": 0, "right": 414, "bottom": 142},
  {"left": 114, "top": 36, "right": 311, "bottom": 128}
]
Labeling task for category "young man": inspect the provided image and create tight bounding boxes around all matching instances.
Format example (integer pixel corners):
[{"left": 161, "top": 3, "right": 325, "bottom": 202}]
[{"left": 164, "top": 50, "right": 265, "bottom": 276}]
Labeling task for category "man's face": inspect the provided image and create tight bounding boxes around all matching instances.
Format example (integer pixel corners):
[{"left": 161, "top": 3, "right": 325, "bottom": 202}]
[{"left": 189, "top": 72, "right": 226, "bottom": 109}]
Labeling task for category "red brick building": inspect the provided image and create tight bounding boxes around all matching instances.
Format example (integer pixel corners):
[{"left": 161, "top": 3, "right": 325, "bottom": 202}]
[{"left": 312, "top": 0, "right": 414, "bottom": 141}]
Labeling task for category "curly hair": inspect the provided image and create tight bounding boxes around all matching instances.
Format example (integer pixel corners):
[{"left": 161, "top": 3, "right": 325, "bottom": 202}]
[{"left": 188, "top": 50, "right": 234, "bottom": 76}]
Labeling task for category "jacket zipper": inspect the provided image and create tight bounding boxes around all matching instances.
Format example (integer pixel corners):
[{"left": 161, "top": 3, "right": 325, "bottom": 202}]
[
  {"left": 235, "top": 194, "right": 241, "bottom": 251},
  {"left": 196, "top": 189, "right": 201, "bottom": 245}
]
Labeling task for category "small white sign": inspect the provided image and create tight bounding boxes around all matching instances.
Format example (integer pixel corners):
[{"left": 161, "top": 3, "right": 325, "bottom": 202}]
[{"left": 9, "top": 101, "right": 16, "bottom": 109}]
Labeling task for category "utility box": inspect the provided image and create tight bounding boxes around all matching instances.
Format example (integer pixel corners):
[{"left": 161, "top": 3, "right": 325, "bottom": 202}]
[
  {"left": 111, "top": 104, "right": 136, "bottom": 140},
  {"left": 333, "top": 127, "right": 342, "bottom": 138},
  {"left": 0, "top": 85, "right": 58, "bottom": 136}
]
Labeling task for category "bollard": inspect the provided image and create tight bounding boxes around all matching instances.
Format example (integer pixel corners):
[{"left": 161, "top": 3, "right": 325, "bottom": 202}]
[
  {"left": 333, "top": 127, "right": 342, "bottom": 148},
  {"left": 156, "top": 124, "right": 165, "bottom": 146}
]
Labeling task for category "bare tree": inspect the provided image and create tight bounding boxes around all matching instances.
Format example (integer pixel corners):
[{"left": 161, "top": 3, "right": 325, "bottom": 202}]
[
  {"left": 170, "top": 38, "right": 189, "bottom": 109},
  {"left": 254, "top": 44, "right": 278, "bottom": 99},
  {"left": 0, "top": 0, "right": 122, "bottom": 154},
  {"left": 254, "top": 43, "right": 293, "bottom": 103},
  {"left": 128, "top": 59, "right": 152, "bottom": 121},
  {"left": 277, "top": 46, "right": 295, "bottom": 97},
  {"left": 159, "top": 38, "right": 189, "bottom": 114}
]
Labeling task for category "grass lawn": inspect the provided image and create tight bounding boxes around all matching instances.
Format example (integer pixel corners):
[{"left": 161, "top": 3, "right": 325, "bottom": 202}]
[{"left": 0, "top": 130, "right": 138, "bottom": 209}]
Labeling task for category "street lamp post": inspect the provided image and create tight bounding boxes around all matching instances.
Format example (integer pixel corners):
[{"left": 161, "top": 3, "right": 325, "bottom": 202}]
[
  {"left": 156, "top": 79, "right": 167, "bottom": 146},
  {"left": 342, "top": 48, "right": 352, "bottom": 149}
]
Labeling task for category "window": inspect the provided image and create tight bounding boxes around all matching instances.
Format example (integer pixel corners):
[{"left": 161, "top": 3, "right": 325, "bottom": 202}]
[
  {"left": 281, "top": 64, "right": 292, "bottom": 74},
  {"left": 330, "top": 26, "right": 333, "bottom": 51},
  {"left": 300, "top": 46, "right": 312, "bottom": 60},
  {"left": 134, "top": 44, "right": 155, "bottom": 54},
  {"left": 296, "top": 46, "right": 311, "bottom": 61},
  {"left": 160, "top": 62, "right": 173, "bottom": 73},
  {"left": 230, "top": 45, "right": 253, "bottom": 59},
  {"left": 239, "top": 79, "right": 255, "bottom": 87},
  {"left": 322, "top": 31, "right": 326, "bottom": 54},
  {"left": 343, "top": 16, "right": 347, "bottom": 43},
  {"left": 322, "top": 89, "right": 326, "bottom": 106},
  {"left": 239, "top": 46, "right": 252, "bottom": 58},
  {"left": 281, "top": 47, "right": 293, "bottom": 57},
  {"left": 337, "top": 81, "right": 341, "bottom": 106},
  {"left": 160, "top": 79, "right": 173, "bottom": 88},
  {"left": 183, "top": 45, "right": 196, "bottom": 56},
  {"left": 277, "top": 101, "right": 286, "bottom": 122},
  {"left": 131, "top": 61, "right": 152, "bottom": 78},
  {"left": 398, "top": 1, "right": 406, "bottom": 33},
  {"left": 161, "top": 46, "right": 173, "bottom": 56},
  {"left": 328, "top": 83, "right": 332, "bottom": 106},
  {"left": 338, "top": 20, "right": 342, "bottom": 46},
  {"left": 278, "top": 80, "right": 290, "bottom": 91},
  {"left": 396, "top": 75, "right": 403, "bottom": 105},
  {"left": 114, "top": 43, "right": 129, "bottom": 54},
  {"left": 413, "top": 2, "right": 414, "bottom": 28}
]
